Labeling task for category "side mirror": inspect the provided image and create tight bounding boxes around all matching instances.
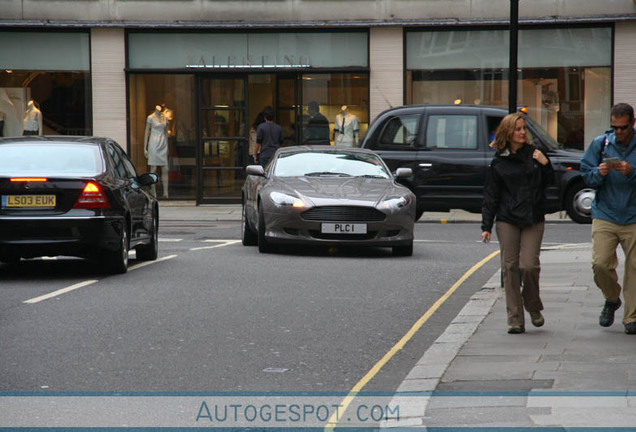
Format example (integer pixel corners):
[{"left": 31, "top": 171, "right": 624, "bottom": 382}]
[
  {"left": 138, "top": 172, "right": 159, "bottom": 185},
  {"left": 246, "top": 165, "right": 266, "bottom": 177},
  {"left": 395, "top": 168, "right": 412, "bottom": 179}
]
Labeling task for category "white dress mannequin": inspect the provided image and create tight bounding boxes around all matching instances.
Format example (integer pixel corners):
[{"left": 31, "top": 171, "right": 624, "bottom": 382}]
[
  {"left": 23, "top": 100, "right": 43, "bottom": 136},
  {"left": 144, "top": 105, "right": 169, "bottom": 198},
  {"left": 334, "top": 105, "right": 359, "bottom": 147}
]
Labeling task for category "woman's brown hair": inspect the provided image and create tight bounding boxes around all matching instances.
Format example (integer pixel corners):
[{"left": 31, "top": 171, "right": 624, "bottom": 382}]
[{"left": 490, "top": 112, "right": 532, "bottom": 154}]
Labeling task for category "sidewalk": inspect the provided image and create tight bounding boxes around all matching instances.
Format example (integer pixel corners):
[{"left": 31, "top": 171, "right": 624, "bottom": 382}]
[
  {"left": 158, "top": 201, "right": 574, "bottom": 224},
  {"left": 384, "top": 243, "right": 636, "bottom": 429}
]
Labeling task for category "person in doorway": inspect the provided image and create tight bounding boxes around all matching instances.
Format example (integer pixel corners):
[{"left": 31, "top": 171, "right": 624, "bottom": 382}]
[
  {"left": 481, "top": 112, "right": 554, "bottom": 334},
  {"left": 144, "top": 104, "right": 169, "bottom": 198},
  {"left": 249, "top": 111, "right": 265, "bottom": 164},
  {"left": 334, "top": 105, "right": 359, "bottom": 147},
  {"left": 303, "top": 101, "right": 330, "bottom": 145},
  {"left": 580, "top": 102, "right": 636, "bottom": 335},
  {"left": 23, "top": 100, "right": 43, "bottom": 136},
  {"left": 254, "top": 106, "right": 283, "bottom": 168}
]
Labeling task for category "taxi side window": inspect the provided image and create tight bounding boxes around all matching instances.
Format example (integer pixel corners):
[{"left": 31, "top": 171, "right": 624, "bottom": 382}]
[
  {"left": 371, "top": 115, "right": 420, "bottom": 149},
  {"left": 486, "top": 116, "right": 504, "bottom": 150},
  {"left": 425, "top": 115, "right": 478, "bottom": 149}
]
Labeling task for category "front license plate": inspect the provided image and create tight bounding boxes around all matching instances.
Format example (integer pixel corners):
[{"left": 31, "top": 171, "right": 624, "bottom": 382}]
[
  {"left": 1, "top": 195, "right": 56, "bottom": 208},
  {"left": 321, "top": 223, "right": 367, "bottom": 234}
]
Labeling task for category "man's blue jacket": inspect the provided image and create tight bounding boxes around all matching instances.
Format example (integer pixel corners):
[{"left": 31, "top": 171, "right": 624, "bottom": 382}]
[{"left": 580, "top": 129, "right": 636, "bottom": 225}]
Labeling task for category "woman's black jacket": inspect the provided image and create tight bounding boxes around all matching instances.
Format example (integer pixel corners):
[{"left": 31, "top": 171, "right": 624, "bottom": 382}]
[{"left": 481, "top": 144, "right": 555, "bottom": 233}]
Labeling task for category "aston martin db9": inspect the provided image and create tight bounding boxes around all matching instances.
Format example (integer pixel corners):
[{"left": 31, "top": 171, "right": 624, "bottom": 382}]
[
  {"left": 241, "top": 146, "right": 416, "bottom": 256},
  {"left": 0, "top": 136, "right": 159, "bottom": 273}
]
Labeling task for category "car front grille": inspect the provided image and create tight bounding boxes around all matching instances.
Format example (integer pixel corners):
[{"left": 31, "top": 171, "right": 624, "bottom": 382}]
[{"left": 301, "top": 206, "right": 385, "bottom": 222}]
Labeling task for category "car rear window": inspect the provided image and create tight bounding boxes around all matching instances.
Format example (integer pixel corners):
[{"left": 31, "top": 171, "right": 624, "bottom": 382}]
[
  {"left": 274, "top": 151, "right": 391, "bottom": 178},
  {"left": 0, "top": 143, "right": 103, "bottom": 176}
]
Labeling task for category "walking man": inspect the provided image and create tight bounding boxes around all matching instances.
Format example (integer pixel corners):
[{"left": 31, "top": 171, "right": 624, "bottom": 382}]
[{"left": 580, "top": 102, "right": 636, "bottom": 334}]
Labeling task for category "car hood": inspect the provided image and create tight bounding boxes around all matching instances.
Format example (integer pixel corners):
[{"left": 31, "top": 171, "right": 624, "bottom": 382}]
[{"left": 268, "top": 177, "right": 408, "bottom": 206}]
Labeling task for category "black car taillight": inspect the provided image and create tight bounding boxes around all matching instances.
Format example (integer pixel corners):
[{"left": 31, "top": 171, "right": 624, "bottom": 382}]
[{"left": 73, "top": 182, "right": 110, "bottom": 209}]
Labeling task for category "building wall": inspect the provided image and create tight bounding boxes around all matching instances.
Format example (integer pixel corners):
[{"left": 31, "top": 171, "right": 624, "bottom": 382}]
[
  {"left": 90, "top": 28, "right": 127, "bottom": 149},
  {"left": 1, "top": 0, "right": 635, "bottom": 23},
  {"left": 614, "top": 22, "right": 636, "bottom": 110},
  {"left": 369, "top": 27, "right": 404, "bottom": 122}
]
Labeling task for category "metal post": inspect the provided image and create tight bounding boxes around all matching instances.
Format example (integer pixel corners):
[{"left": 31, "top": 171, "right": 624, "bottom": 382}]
[{"left": 508, "top": 0, "right": 519, "bottom": 114}]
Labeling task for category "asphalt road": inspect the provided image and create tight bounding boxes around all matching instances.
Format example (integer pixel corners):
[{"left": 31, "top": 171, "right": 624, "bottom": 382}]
[{"left": 0, "top": 221, "right": 591, "bottom": 394}]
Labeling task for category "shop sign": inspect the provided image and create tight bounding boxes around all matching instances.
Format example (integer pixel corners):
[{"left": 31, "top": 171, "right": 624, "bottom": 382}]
[{"left": 186, "top": 55, "right": 311, "bottom": 69}]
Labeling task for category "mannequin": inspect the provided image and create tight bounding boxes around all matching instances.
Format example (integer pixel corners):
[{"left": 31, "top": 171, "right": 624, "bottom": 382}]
[
  {"left": 23, "top": 100, "right": 43, "bottom": 136},
  {"left": 334, "top": 105, "right": 359, "bottom": 147},
  {"left": 144, "top": 105, "right": 169, "bottom": 198}
]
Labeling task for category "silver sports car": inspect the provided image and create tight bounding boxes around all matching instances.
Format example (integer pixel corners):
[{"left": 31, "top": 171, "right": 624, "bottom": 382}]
[{"left": 241, "top": 146, "right": 416, "bottom": 256}]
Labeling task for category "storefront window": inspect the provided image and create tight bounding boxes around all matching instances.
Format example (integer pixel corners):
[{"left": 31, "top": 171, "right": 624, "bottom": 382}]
[
  {"left": 301, "top": 74, "right": 369, "bottom": 146},
  {"left": 128, "top": 74, "right": 195, "bottom": 199},
  {"left": 0, "top": 31, "right": 91, "bottom": 137},
  {"left": 406, "top": 27, "right": 612, "bottom": 150}
]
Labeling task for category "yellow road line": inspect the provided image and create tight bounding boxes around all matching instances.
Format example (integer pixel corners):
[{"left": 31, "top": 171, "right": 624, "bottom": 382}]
[{"left": 325, "top": 249, "right": 501, "bottom": 430}]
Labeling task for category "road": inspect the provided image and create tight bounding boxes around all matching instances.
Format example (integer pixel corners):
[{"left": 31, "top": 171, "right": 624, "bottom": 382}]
[{"left": 0, "top": 221, "right": 591, "bottom": 394}]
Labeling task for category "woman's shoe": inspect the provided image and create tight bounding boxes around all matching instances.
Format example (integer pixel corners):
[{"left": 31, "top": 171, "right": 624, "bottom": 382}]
[
  {"left": 507, "top": 326, "right": 525, "bottom": 334},
  {"left": 530, "top": 311, "right": 544, "bottom": 327}
]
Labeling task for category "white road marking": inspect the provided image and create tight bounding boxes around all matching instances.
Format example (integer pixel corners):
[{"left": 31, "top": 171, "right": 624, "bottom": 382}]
[
  {"left": 190, "top": 240, "right": 241, "bottom": 251},
  {"left": 22, "top": 255, "right": 178, "bottom": 304},
  {"left": 128, "top": 254, "right": 177, "bottom": 272},
  {"left": 158, "top": 238, "right": 183, "bottom": 242},
  {"left": 24, "top": 280, "right": 99, "bottom": 304}
]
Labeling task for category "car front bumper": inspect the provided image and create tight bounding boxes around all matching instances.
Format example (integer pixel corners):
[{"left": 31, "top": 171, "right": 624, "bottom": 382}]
[{"left": 261, "top": 208, "right": 414, "bottom": 247}]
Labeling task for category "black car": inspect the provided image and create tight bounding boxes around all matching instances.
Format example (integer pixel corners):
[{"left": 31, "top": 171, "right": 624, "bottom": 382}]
[
  {"left": 0, "top": 136, "right": 159, "bottom": 273},
  {"left": 360, "top": 105, "right": 593, "bottom": 223}
]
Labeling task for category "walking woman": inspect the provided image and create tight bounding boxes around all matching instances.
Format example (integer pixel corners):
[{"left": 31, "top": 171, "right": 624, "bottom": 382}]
[{"left": 481, "top": 112, "right": 554, "bottom": 334}]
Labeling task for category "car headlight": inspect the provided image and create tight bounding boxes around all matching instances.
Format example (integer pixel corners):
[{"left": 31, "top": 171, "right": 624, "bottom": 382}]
[
  {"left": 382, "top": 196, "right": 411, "bottom": 210},
  {"left": 269, "top": 192, "right": 305, "bottom": 208}
]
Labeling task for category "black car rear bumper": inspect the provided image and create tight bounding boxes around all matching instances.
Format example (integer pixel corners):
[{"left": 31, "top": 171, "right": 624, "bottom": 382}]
[{"left": 0, "top": 215, "right": 125, "bottom": 259}]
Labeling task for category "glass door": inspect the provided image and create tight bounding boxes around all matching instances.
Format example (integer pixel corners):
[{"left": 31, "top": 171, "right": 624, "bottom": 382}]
[
  {"left": 198, "top": 76, "right": 248, "bottom": 204},
  {"left": 277, "top": 74, "right": 301, "bottom": 147}
]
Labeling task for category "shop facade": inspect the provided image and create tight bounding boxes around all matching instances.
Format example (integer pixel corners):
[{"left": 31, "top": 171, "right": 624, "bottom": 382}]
[
  {"left": 2, "top": 1, "right": 636, "bottom": 205},
  {"left": 126, "top": 31, "right": 370, "bottom": 203}
]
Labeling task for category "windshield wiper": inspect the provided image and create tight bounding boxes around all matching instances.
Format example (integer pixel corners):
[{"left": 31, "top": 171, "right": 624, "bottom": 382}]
[{"left": 305, "top": 172, "right": 353, "bottom": 177}]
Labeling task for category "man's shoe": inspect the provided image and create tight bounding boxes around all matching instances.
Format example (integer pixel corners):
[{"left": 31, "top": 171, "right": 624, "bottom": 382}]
[
  {"left": 625, "top": 322, "right": 636, "bottom": 334},
  {"left": 530, "top": 311, "right": 544, "bottom": 327},
  {"left": 599, "top": 299, "right": 622, "bottom": 327},
  {"left": 507, "top": 326, "right": 525, "bottom": 334}
]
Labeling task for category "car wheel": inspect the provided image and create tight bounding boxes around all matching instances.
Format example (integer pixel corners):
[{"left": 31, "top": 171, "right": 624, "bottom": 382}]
[
  {"left": 136, "top": 209, "right": 159, "bottom": 261},
  {"left": 257, "top": 205, "right": 274, "bottom": 253},
  {"left": 565, "top": 182, "right": 594, "bottom": 224},
  {"left": 242, "top": 202, "right": 258, "bottom": 246},
  {"left": 106, "top": 220, "right": 129, "bottom": 274},
  {"left": 393, "top": 242, "right": 413, "bottom": 257}
]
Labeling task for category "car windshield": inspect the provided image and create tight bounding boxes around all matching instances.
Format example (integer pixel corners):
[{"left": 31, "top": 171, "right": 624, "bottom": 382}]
[
  {"left": 0, "top": 143, "right": 103, "bottom": 176},
  {"left": 273, "top": 151, "right": 391, "bottom": 179}
]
